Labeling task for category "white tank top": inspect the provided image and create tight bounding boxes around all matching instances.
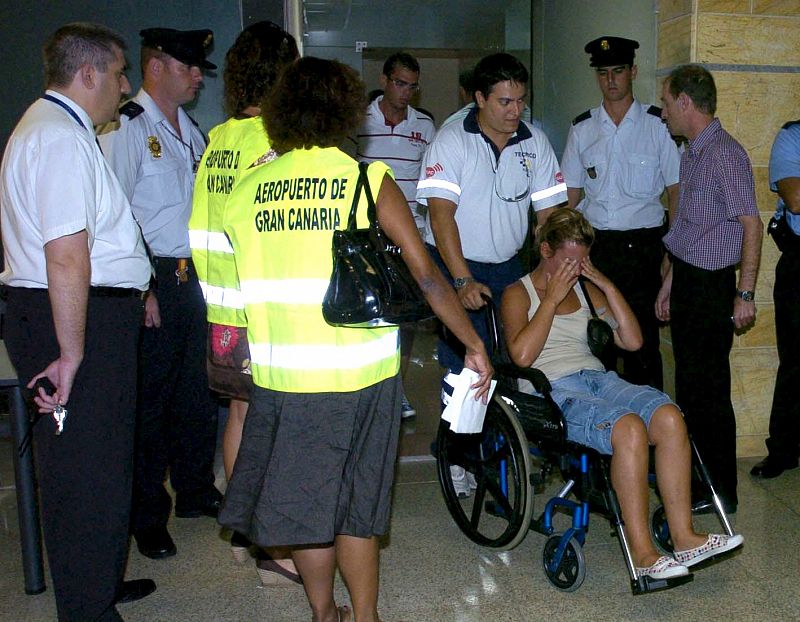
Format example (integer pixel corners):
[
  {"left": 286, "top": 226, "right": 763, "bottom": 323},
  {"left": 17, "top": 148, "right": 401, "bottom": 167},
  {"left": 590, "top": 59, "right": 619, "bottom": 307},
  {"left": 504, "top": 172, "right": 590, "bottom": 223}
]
[{"left": 517, "top": 273, "right": 604, "bottom": 392}]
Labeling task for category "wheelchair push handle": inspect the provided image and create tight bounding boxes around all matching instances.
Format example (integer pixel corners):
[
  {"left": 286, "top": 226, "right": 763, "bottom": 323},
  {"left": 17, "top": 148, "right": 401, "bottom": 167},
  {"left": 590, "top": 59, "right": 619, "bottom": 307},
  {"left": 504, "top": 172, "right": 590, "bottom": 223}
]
[{"left": 481, "top": 294, "right": 553, "bottom": 396}]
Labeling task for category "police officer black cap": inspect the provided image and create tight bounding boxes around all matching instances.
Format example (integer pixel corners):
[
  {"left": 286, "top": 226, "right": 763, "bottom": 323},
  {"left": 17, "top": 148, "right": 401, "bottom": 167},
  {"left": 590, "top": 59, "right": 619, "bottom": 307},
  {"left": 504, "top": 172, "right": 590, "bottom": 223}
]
[
  {"left": 140, "top": 28, "right": 216, "bottom": 69},
  {"left": 584, "top": 36, "right": 639, "bottom": 68}
]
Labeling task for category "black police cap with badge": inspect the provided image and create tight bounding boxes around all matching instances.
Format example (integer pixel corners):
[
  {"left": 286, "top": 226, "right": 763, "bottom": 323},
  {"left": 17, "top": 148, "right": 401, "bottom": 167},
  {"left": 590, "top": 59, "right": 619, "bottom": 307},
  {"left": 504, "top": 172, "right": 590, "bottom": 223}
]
[
  {"left": 140, "top": 27, "right": 216, "bottom": 70},
  {"left": 584, "top": 36, "right": 639, "bottom": 68}
]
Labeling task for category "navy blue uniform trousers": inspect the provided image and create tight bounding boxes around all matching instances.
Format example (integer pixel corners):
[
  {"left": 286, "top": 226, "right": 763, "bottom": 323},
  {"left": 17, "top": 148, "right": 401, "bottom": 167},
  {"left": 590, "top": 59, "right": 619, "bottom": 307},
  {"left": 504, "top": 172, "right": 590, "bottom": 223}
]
[{"left": 4, "top": 287, "right": 142, "bottom": 622}]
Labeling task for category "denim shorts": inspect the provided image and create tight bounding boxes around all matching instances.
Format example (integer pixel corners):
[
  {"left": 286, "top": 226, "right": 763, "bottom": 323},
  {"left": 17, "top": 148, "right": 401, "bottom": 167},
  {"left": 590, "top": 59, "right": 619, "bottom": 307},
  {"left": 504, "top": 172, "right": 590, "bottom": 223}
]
[{"left": 550, "top": 369, "right": 674, "bottom": 455}]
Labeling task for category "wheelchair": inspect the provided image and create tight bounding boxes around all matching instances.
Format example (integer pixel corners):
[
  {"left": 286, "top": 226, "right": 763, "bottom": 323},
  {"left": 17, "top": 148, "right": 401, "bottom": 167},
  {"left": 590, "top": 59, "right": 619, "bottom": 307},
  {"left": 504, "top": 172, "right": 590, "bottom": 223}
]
[{"left": 435, "top": 300, "right": 738, "bottom": 594}]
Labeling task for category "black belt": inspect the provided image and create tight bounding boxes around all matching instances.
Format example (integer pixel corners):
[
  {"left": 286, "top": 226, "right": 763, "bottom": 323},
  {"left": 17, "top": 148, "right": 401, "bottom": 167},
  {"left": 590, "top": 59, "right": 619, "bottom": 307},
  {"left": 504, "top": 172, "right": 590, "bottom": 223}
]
[{"left": 90, "top": 286, "right": 148, "bottom": 299}]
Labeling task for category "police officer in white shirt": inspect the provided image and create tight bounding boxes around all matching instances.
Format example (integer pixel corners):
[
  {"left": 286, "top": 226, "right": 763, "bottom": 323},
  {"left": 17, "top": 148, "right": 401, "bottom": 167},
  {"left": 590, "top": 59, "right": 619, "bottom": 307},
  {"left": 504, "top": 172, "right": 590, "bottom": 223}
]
[
  {"left": 99, "top": 27, "right": 221, "bottom": 561},
  {"left": 561, "top": 36, "right": 680, "bottom": 390},
  {"left": 1, "top": 22, "right": 154, "bottom": 619}
]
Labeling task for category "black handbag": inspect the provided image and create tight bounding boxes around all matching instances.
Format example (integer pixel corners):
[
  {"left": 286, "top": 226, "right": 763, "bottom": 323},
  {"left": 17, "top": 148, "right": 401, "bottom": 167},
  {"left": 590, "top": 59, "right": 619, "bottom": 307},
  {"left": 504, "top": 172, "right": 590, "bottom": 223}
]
[
  {"left": 322, "top": 162, "right": 433, "bottom": 327},
  {"left": 578, "top": 278, "right": 614, "bottom": 359}
]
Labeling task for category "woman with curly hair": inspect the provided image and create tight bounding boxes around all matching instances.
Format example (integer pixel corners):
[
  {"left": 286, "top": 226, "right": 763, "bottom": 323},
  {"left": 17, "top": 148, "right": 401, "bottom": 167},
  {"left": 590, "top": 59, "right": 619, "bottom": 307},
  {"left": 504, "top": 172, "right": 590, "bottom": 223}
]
[
  {"left": 218, "top": 56, "right": 493, "bottom": 622},
  {"left": 188, "top": 21, "right": 299, "bottom": 583}
]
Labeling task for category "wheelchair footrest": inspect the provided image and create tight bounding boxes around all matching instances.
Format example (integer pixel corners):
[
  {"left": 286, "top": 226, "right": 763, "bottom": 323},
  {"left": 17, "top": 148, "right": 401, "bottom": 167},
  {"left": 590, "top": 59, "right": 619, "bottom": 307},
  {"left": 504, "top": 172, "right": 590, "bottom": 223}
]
[{"left": 631, "top": 572, "right": 693, "bottom": 595}]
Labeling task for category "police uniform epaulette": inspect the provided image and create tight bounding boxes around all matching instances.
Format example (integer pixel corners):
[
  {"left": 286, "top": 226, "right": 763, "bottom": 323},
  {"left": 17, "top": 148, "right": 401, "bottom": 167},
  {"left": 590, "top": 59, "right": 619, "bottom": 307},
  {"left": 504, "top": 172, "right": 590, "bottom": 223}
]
[
  {"left": 781, "top": 119, "right": 800, "bottom": 130},
  {"left": 647, "top": 105, "right": 663, "bottom": 117},
  {"left": 572, "top": 110, "right": 591, "bottom": 125},
  {"left": 119, "top": 101, "right": 144, "bottom": 119}
]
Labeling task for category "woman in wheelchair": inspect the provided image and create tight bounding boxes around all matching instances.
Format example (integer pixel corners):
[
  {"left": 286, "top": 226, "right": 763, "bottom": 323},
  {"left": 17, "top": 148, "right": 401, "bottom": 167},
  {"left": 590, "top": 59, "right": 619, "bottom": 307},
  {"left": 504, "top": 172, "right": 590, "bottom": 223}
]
[{"left": 500, "top": 208, "right": 743, "bottom": 580}]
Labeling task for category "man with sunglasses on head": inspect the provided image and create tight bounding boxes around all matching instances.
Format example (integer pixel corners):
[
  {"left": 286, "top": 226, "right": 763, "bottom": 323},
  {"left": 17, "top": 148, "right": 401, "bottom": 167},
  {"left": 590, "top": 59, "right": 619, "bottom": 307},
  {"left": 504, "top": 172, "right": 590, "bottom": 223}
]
[
  {"left": 560, "top": 36, "right": 680, "bottom": 391},
  {"left": 356, "top": 52, "right": 435, "bottom": 419},
  {"left": 417, "top": 52, "right": 566, "bottom": 496}
]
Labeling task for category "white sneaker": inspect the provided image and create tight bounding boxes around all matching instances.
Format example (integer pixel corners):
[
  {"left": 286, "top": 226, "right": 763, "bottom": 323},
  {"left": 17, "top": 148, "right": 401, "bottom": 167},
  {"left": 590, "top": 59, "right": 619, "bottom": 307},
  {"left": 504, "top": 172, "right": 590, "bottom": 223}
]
[
  {"left": 450, "top": 465, "right": 476, "bottom": 498},
  {"left": 674, "top": 533, "right": 744, "bottom": 568},
  {"left": 636, "top": 555, "right": 689, "bottom": 580}
]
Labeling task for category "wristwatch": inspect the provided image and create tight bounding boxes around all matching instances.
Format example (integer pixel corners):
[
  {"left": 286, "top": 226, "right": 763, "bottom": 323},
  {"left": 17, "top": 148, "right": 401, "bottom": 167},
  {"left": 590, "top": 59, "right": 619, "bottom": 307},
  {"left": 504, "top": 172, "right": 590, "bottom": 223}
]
[
  {"left": 736, "top": 290, "right": 755, "bottom": 302},
  {"left": 453, "top": 277, "right": 474, "bottom": 289}
]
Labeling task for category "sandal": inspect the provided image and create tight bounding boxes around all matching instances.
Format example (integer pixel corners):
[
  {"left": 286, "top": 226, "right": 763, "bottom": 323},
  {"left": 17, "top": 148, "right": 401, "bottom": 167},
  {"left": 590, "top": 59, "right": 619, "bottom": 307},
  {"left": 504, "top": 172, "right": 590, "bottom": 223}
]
[{"left": 255, "top": 554, "right": 303, "bottom": 587}]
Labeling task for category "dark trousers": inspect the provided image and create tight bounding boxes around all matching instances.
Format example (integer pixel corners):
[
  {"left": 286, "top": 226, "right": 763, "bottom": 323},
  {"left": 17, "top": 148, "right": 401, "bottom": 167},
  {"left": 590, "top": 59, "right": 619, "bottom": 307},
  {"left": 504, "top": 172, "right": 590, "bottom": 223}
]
[
  {"left": 591, "top": 226, "right": 665, "bottom": 390},
  {"left": 766, "top": 249, "right": 800, "bottom": 461},
  {"left": 4, "top": 287, "right": 142, "bottom": 622},
  {"left": 133, "top": 258, "right": 218, "bottom": 531},
  {"left": 426, "top": 244, "right": 525, "bottom": 371},
  {"left": 669, "top": 257, "right": 738, "bottom": 503}
]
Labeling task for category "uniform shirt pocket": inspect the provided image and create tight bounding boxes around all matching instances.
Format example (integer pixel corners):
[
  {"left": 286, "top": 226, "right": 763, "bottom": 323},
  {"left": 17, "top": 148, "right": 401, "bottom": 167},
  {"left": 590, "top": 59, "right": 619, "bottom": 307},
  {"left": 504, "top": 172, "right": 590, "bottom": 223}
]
[
  {"left": 139, "top": 156, "right": 187, "bottom": 208},
  {"left": 626, "top": 153, "right": 660, "bottom": 197}
]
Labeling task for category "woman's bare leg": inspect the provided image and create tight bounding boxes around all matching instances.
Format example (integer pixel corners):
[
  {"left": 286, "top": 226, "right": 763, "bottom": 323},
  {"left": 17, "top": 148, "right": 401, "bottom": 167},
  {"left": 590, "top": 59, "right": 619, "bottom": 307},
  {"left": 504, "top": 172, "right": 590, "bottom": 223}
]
[
  {"left": 223, "top": 398, "right": 249, "bottom": 479},
  {"left": 293, "top": 545, "right": 340, "bottom": 622},
  {"left": 336, "top": 535, "right": 380, "bottom": 622},
  {"left": 610, "top": 414, "right": 662, "bottom": 567},
  {"left": 647, "top": 404, "right": 706, "bottom": 551}
]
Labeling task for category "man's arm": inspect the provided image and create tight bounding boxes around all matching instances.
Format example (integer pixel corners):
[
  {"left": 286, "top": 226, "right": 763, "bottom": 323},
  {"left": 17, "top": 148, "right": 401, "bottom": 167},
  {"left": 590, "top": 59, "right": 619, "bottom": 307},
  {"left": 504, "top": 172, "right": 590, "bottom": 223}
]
[
  {"left": 776, "top": 177, "right": 800, "bottom": 213},
  {"left": 427, "top": 196, "right": 491, "bottom": 310},
  {"left": 28, "top": 230, "right": 90, "bottom": 411},
  {"left": 566, "top": 187, "right": 583, "bottom": 210},
  {"left": 665, "top": 183, "right": 679, "bottom": 225},
  {"left": 732, "top": 214, "right": 762, "bottom": 330}
]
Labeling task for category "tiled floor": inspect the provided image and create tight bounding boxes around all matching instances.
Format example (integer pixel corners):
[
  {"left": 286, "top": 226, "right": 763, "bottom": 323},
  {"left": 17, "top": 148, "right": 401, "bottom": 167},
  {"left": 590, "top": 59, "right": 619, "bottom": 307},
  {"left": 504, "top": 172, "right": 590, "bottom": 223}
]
[{"left": 1, "top": 329, "right": 799, "bottom": 621}]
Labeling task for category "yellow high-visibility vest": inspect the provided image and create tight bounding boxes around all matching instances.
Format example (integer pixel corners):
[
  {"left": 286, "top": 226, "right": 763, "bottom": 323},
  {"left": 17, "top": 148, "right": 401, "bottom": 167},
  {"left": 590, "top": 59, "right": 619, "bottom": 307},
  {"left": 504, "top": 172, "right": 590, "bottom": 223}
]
[
  {"left": 223, "top": 146, "right": 400, "bottom": 393},
  {"left": 189, "top": 116, "right": 273, "bottom": 326}
]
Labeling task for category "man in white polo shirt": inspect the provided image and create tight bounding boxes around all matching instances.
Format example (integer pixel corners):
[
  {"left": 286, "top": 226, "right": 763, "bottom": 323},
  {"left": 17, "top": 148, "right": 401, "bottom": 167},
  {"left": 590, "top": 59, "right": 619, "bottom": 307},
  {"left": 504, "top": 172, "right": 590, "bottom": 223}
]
[
  {"left": 417, "top": 52, "right": 566, "bottom": 496},
  {"left": 356, "top": 51, "right": 435, "bottom": 418}
]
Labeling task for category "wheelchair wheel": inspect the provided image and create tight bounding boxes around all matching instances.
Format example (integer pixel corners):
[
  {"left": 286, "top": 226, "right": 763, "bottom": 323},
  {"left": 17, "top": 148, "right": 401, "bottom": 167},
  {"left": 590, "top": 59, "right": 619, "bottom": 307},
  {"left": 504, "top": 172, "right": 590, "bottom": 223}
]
[
  {"left": 542, "top": 533, "right": 586, "bottom": 592},
  {"left": 436, "top": 394, "right": 533, "bottom": 550},
  {"left": 650, "top": 505, "right": 674, "bottom": 554}
]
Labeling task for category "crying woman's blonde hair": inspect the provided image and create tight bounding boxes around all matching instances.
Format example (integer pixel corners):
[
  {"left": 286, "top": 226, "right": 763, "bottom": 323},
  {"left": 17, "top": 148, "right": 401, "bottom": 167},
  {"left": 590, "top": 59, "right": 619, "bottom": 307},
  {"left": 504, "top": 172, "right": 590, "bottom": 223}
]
[{"left": 535, "top": 207, "right": 595, "bottom": 256}]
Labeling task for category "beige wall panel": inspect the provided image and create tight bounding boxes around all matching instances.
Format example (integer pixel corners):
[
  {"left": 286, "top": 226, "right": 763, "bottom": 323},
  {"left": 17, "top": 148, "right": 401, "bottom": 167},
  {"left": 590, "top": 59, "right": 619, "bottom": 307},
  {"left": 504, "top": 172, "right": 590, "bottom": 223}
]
[
  {"left": 658, "top": 14, "right": 692, "bottom": 67},
  {"left": 730, "top": 347, "right": 778, "bottom": 445},
  {"left": 756, "top": 268, "right": 776, "bottom": 304},
  {"left": 696, "top": 14, "right": 800, "bottom": 65},
  {"left": 698, "top": 0, "right": 750, "bottom": 13},
  {"left": 738, "top": 303, "right": 776, "bottom": 347},
  {"left": 753, "top": 0, "right": 800, "bottom": 15},
  {"left": 714, "top": 72, "right": 800, "bottom": 164},
  {"left": 753, "top": 166, "right": 774, "bottom": 210},
  {"left": 659, "top": 0, "right": 693, "bottom": 21}
]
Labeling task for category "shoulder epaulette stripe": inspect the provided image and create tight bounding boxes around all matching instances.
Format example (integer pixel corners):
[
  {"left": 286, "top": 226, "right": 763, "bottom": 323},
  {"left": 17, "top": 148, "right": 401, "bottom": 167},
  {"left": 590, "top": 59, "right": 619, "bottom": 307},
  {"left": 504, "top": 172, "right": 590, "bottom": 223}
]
[
  {"left": 119, "top": 101, "right": 144, "bottom": 119},
  {"left": 781, "top": 119, "right": 800, "bottom": 130},
  {"left": 647, "top": 105, "right": 663, "bottom": 117},
  {"left": 572, "top": 110, "right": 591, "bottom": 125}
]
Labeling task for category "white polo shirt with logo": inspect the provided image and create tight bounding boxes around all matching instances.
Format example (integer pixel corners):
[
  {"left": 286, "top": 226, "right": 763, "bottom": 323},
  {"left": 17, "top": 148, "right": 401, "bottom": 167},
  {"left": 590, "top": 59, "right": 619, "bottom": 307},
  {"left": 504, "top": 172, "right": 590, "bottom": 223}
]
[{"left": 417, "top": 108, "right": 566, "bottom": 264}]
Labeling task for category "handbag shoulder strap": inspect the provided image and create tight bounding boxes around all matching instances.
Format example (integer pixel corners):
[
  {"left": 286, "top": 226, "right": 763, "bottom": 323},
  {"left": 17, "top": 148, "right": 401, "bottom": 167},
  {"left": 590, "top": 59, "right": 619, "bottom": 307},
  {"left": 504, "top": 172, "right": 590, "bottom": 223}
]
[
  {"left": 346, "top": 161, "right": 379, "bottom": 230},
  {"left": 359, "top": 161, "right": 378, "bottom": 224},
  {"left": 578, "top": 278, "right": 599, "bottom": 319},
  {"left": 346, "top": 162, "right": 367, "bottom": 230}
]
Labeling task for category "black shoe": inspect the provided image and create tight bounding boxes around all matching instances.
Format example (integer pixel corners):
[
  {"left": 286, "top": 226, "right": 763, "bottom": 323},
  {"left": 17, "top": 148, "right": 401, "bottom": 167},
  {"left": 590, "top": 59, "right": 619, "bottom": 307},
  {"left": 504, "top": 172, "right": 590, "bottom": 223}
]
[
  {"left": 175, "top": 489, "right": 223, "bottom": 518},
  {"left": 134, "top": 526, "right": 177, "bottom": 559},
  {"left": 750, "top": 456, "right": 799, "bottom": 479},
  {"left": 115, "top": 579, "right": 156, "bottom": 604}
]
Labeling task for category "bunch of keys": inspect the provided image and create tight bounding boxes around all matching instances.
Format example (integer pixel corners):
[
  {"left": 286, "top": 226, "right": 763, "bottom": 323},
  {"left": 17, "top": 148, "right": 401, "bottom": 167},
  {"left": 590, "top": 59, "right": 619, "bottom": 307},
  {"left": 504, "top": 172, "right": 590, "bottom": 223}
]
[
  {"left": 53, "top": 404, "right": 68, "bottom": 436},
  {"left": 175, "top": 258, "right": 189, "bottom": 285}
]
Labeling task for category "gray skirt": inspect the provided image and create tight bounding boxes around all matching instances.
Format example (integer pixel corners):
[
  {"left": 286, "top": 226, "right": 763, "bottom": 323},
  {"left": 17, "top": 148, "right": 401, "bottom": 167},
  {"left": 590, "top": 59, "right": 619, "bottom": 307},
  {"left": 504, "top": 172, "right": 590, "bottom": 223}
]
[{"left": 218, "top": 375, "right": 401, "bottom": 547}]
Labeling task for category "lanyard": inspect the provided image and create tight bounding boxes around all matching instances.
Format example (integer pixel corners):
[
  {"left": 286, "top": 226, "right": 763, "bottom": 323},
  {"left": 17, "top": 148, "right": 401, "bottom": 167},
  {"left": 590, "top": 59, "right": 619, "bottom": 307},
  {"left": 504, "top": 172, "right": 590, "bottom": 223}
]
[{"left": 43, "top": 94, "right": 89, "bottom": 131}]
